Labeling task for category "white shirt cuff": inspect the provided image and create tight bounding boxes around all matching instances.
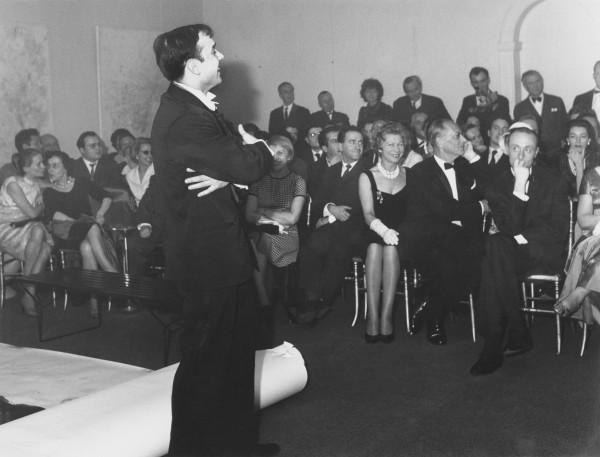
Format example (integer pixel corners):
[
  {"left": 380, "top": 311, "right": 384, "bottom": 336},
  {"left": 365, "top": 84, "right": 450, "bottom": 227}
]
[
  {"left": 464, "top": 150, "right": 480, "bottom": 164},
  {"left": 323, "top": 203, "right": 337, "bottom": 223},
  {"left": 514, "top": 234, "right": 528, "bottom": 245},
  {"left": 513, "top": 191, "right": 529, "bottom": 202}
]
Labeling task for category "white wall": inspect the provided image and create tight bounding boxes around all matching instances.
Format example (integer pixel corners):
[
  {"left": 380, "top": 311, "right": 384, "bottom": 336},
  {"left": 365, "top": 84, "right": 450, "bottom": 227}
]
[{"left": 519, "top": 0, "right": 600, "bottom": 110}]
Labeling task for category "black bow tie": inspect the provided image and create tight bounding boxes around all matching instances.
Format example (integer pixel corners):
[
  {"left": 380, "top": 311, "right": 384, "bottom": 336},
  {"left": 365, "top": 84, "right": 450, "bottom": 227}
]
[
  {"left": 531, "top": 96, "right": 542, "bottom": 103},
  {"left": 444, "top": 162, "right": 454, "bottom": 170}
]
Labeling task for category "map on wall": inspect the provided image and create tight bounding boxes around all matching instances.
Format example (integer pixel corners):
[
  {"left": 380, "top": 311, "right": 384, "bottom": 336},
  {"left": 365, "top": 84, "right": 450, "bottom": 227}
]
[
  {"left": 0, "top": 24, "right": 53, "bottom": 163},
  {"left": 97, "top": 27, "right": 167, "bottom": 143}
]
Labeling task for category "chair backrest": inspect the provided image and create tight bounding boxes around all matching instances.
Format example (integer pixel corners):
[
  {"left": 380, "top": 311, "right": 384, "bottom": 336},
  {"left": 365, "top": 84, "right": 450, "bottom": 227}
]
[{"left": 567, "top": 197, "right": 575, "bottom": 259}]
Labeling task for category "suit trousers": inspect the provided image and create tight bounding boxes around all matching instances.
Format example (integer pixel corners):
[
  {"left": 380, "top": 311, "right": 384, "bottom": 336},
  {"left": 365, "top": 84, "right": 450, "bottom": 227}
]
[
  {"left": 419, "top": 225, "right": 482, "bottom": 323},
  {"left": 478, "top": 234, "right": 546, "bottom": 356},
  {"left": 168, "top": 280, "right": 259, "bottom": 456}
]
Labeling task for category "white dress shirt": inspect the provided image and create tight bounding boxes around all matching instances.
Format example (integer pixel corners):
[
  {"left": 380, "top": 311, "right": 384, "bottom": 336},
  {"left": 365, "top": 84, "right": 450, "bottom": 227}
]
[
  {"left": 323, "top": 160, "right": 358, "bottom": 222},
  {"left": 126, "top": 163, "right": 155, "bottom": 206},
  {"left": 173, "top": 81, "right": 218, "bottom": 111},
  {"left": 530, "top": 94, "right": 544, "bottom": 116}
]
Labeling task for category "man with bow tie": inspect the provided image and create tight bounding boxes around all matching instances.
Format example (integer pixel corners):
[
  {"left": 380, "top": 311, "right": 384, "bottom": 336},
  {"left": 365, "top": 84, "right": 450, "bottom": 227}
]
[
  {"left": 309, "top": 90, "right": 350, "bottom": 129},
  {"left": 470, "top": 122, "right": 569, "bottom": 376},
  {"left": 571, "top": 60, "right": 600, "bottom": 122},
  {"left": 514, "top": 70, "right": 568, "bottom": 168},
  {"left": 151, "top": 24, "right": 279, "bottom": 456},
  {"left": 404, "top": 119, "right": 489, "bottom": 345}
]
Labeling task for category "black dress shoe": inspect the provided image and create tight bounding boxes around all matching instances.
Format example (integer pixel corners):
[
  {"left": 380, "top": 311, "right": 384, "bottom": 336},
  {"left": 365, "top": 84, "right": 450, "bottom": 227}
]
[
  {"left": 503, "top": 341, "right": 533, "bottom": 357},
  {"left": 410, "top": 299, "right": 428, "bottom": 335},
  {"left": 380, "top": 332, "right": 395, "bottom": 343},
  {"left": 364, "top": 332, "right": 380, "bottom": 343},
  {"left": 470, "top": 353, "right": 503, "bottom": 376},
  {"left": 426, "top": 321, "right": 447, "bottom": 345}
]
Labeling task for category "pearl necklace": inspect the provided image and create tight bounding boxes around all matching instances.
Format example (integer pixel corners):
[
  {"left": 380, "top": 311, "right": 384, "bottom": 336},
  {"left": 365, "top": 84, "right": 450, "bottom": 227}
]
[{"left": 376, "top": 162, "right": 399, "bottom": 179}]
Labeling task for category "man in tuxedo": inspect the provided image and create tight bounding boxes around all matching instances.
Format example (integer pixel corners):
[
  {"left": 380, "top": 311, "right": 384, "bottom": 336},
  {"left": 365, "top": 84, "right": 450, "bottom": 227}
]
[
  {"left": 405, "top": 119, "right": 488, "bottom": 345},
  {"left": 471, "top": 122, "right": 569, "bottom": 376},
  {"left": 392, "top": 75, "right": 451, "bottom": 127},
  {"left": 296, "top": 126, "right": 367, "bottom": 323},
  {"left": 513, "top": 70, "right": 568, "bottom": 167},
  {"left": 310, "top": 90, "right": 350, "bottom": 129},
  {"left": 71, "top": 131, "right": 125, "bottom": 189},
  {"left": 571, "top": 60, "right": 600, "bottom": 122},
  {"left": 151, "top": 24, "right": 278, "bottom": 456},
  {"left": 410, "top": 111, "right": 430, "bottom": 157},
  {"left": 268, "top": 81, "right": 311, "bottom": 138},
  {"left": 457, "top": 67, "right": 511, "bottom": 137},
  {"left": 480, "top": 115, "right": 510, "bottom": 177}
]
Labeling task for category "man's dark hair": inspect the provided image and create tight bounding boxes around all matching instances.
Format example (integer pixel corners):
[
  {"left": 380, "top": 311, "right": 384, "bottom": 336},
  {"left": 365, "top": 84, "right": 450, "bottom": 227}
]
[
  {"left": 360, "top": 78, "right": 384, "bottom": 102},
  {"left": 337, "top": 126, "right": 363, "bottom": 144},
  {"left": 278, "top": 81, "right": 294, "bottom": 93},
  {"left": 14, "top": 128, "right": 40, "bottom": 153},
  {"left": 15, "top": 148, "right": 42, "bottom": 175},
  {"left": 402, "top": 75, "right": 422, "bottom": 91},
  {"left": 521, "top": 69, "right": 542, "bottom": 81},
  {"left": 153, "top": 24, "right": 214, "bottom": 82},
  {"left": 110, "top": 128, "right": 134, "bottom": 149},
  {"left": 317, "top": 90, "right": 331, "bottom": 100},
  {"left": 76, "top": 131, "right": 99, "bottom": 150},
  {"left": 469, "top": 66, "right": 489, "bottom": 79},
  {"left": 319, "top": 125, "right": 340, "bottom": 148},
  {"left": 488, "top": 114, "right": 511, "bottom": 128}
]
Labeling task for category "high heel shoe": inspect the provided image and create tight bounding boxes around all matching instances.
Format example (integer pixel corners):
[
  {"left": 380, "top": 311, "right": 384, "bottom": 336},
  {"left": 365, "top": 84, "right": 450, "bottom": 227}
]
[
  {"left": 364, "top": 332, "right": 380, "bottom": 343},
  {"left": 380, "top": 332, "right": 395, "bottom": 344}
]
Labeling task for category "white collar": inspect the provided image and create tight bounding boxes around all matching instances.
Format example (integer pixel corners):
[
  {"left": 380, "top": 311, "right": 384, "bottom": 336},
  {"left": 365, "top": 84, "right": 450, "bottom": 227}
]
[
  {"left": 82, "top": 158, "right": 98, "bottom": 167},
  {"left": 283, "top": 103, "right": 294, "bottom": 111},
  {"left": 433, "top": 154, "right": 453, "bottom": 171},
  {"left": 341, "top": 160, "right": 358, "bottom": 170},
  {"left": 174, "top": 81, "right": 218, "bottom": 111},
  {"left": 530, "top": 93, "right": 544, "bottom": 102}
]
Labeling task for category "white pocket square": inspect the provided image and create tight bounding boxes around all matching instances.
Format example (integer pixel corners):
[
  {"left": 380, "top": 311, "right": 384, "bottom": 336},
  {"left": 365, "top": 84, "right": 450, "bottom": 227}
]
[
  {"left": 551, "top": 107, "right": 558, "bottom": 112},
  {"left": 470, "top": 180, "right": 477, "bottom": 190}
]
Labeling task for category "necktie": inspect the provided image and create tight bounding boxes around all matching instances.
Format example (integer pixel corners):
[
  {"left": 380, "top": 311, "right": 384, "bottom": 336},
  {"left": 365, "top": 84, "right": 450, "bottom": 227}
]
[
  {"left": 490, "top": 150, "right": 497, "bottom": 165},
  {"left": 284, "top": 106, "right": 289, "bottom": 120},
  {"left": 342, "top": 163, "right": 352, "bottom": 176},
  {"left": 532, "top": 96, "right": 542, "bottom": 103},
  {"left": 444, "top": 162, "right": 454, "bottom": 170},
  {"left": 327, "top": 112, "right": 333, "bottom": 120},
  {"left": 411, "top": 101, "right": 416, "bottom": 109},
  {"left": 313, "top": 152, "right": 321, "bottom": 162},
  {"left": 89, "top": 163, "right": 96, "bottom": 180}
]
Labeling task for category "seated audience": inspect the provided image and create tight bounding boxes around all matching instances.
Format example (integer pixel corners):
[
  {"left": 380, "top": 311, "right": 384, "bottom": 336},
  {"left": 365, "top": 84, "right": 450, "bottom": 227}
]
[
  {"left": 245, "top": 135, "right": 306, "bottom": 317},
  {"left": 471, "top": 122, "right": 569, "bottom": 376},
  {"left": 514, "top": 70, "right": 568, "bottom": 166},
  {"left": 410, "top": 111, "right": 430, "bottom": 158},
  {"left": 404, "top": 119, "right": 487, "bottom": 346},
  {"left": 72, "top": 131, "right": 125, "bottom": 190},
  {"left": 396, "top": 122, "right": 423, "bottom": 168},
  {"left": 578, "top": 110, "right": 600, "bottom": 144},
  {"left": 481, "top": 115, "right": 510, "bottom": 176},
  {"left": 363, "top": 119, "right": 389, "bottom": 166},
  {"left": 391, "top": 75, "right": 451, "bottom": 126},
  {"left": 0, "top": 129, "right": 42, "bottom": 186},
  {"left": 358, "top": 122, "right": 408, "bottom": 342},
  {"left": 268, "top": 81, "right": 311, "bottom": 139},
  {"left": 0, "top": 148, "right": 53, "bottom": 316},
  {"left": 296, "top": 126, "right": 367, "bottom": 324},
  {"left": 357, "top": 78, "right": 393, "bottom": 130},
  {"left": 310, "top": 91, "right": 350, "bottom": 129},
  {"left": 463, "top": 123, "right": 488, "bottom": 155},
  {"left": 40, "top": 133, "right": 60, "bottom": 155},
  {"left": 558, "top": 119, "right": 600, "bottom": 199},
  {"left": 126, "top": 137, "right": 154, "bottom": 206},
  {"left": 43, "top": 151, "right": 118, "bottom": 316},
  {"left": 457, "top": 66, "right": 511, "bottom": 137}
]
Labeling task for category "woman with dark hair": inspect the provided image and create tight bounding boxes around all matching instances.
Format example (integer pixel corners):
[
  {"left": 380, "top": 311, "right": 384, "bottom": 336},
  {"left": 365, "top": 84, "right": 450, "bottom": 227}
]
[
  {"left": 109, "top": 129, "right": 136, "bottom": 174},
  {"left": 357, "top": 78, "right": 393, "bottom": 130},
  {"left": 43, "top": 151, "right": 118, "bottom": 316},
  {"left": 358, "top": 122, "right": 408, "bottom": 342},
  {"left": 558, "top": 118, "right": 600, "bottom": 199},
  {"left": 0, "top": 149, "right": 53, "bottom": 315}
]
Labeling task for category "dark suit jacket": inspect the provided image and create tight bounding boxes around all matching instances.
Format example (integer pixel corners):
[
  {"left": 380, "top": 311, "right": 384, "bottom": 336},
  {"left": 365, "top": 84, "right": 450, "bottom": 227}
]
[
  {"left": 71, "top": 156, "right": 125, "bottom": 190},
  {"left": 456, "top": 94, "right": 511, "bottom": 133},
  {"left": 513, "top": 93, "right": 568, "bottom": 152},
  {"left": 135, "top": 175, "right": 164, "bottom": 239},
  {"left": 312, "top": 160, "right": 367, "bottom": 243},
  {"left": 572, "top": 89, "right": 596, "bottom": 111},
  {"left": 401, "top": 156, "right": 487, "bottom": 259},
  {"left": 480, "top": 149, "right": 510, "bottom": 184},
  {"left": 151, "top": 84, "right": 272, "bottom": 287},
  {"left": 485, "top": 165, "right": 569, "bottom": 270},
  {"left": 309, "top": 110, "right": 350, "bottom": 129},
  {"left": 268, "top": 104, "right": 311, "bottom": 137},
  {"left": 357, "top": 102, "right": 393, "bottom": 130},
  {"left": 391, "top": 93, "right": 452, "bottom": 126}
]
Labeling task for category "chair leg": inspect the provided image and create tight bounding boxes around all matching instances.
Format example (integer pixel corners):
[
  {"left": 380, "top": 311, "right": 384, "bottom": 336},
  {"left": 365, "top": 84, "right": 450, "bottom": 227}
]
[
  {"left": 580, "top": 323, "right": 588, "bottom": 357},
  {"left": 469, "top": 292, "right": 476, "bottom": 342},
  {"left": 554, "top": 279, "right": 561, "bottom": 355},
  {"left": 362, "top": 262, "right": 367, "bottom": 320},
  {"left": 403, "top": 268, "right": 410, "bottom": 334},
  {"left": 529, "top": 282, "right": 536, "bottom": 324},
  {"left": 0, "top": 252, "right": 4, "bottom": 310},
  {"left": 351, "top": 260, "right": 359, "bottom": 327}
]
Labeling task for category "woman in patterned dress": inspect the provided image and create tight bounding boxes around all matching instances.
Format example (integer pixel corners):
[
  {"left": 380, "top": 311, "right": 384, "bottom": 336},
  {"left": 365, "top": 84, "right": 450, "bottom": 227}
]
[
  {"left": 245, "top": 135, "right": 306, "bottom": 310},
  {"left": 0, "top": 149, "right": 53, "bottom": 316},
  {"left": 555, "top": 121, "right": 600, "bottom": 323},
  {"left": 358, "top": 122, "right": 408, "bottom": 342}
]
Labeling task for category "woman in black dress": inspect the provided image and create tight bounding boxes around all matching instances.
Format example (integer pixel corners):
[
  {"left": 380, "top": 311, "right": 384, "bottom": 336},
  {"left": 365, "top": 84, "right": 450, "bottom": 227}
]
[
  {"left": 358, "top": 122, "right": 408, "bottom": 342},
  {"left": 43, "top": 151, "right": 118, "bottom": 314}
]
